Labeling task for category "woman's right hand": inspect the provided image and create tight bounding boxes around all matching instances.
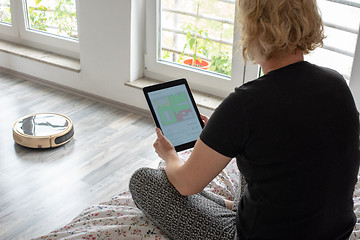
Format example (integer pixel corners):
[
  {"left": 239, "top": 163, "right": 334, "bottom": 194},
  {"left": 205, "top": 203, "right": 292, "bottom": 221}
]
[{"left": 153, "top": 128, "right": 177, "bottom": 162}]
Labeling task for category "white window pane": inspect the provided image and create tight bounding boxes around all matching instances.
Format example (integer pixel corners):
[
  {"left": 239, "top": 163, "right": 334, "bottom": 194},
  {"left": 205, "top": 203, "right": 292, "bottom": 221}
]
[
  {"left": 307, "top": 48, "right": 353, "bottom": 79},
  {"left": 24, "top": 0, "right": 78, "bottom": 40},
  {"left": 0, "top": 0, "right": 11, "bottom": 24},
  {"left": 305, "top": 0, "right": 360, "bottom": 80},
  {"left": 160, "top": 0, "right": 235, "bottom": 77}
]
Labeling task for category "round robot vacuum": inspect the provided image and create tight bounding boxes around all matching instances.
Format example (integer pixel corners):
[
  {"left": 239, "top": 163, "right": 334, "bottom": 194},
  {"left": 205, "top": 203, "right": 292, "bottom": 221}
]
[{"left": 13, "top": 113, "right": 74, "bottom": 149}]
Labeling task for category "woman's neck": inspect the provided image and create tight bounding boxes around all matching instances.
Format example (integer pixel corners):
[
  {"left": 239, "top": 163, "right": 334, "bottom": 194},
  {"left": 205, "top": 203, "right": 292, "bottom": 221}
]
[{"left": 260, "top": 50, "right": 304, "bottom": 75}]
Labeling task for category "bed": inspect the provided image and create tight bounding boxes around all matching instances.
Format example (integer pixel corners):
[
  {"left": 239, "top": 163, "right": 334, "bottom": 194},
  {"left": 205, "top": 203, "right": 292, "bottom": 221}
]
[{"left": 33, "top": 150, "right": 360, "bottom": 239}]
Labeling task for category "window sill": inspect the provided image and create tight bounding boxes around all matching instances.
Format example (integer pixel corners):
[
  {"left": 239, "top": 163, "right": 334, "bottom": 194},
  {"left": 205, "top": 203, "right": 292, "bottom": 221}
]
[
  {"left": 0, "top": 39, "right": 80, "bottom": 73},
  {"left": 125, "top": 77, "right": 224, "bottom": 111}
]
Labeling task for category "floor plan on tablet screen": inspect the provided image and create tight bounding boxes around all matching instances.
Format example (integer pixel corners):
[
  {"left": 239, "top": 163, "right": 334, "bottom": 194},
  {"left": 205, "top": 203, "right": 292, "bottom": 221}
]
[
  {"left": 148, "top": 85, "right": 203, "bottom": 147},
  {"left": 155, "top": 92, "right": 193, "bottom": 126}
]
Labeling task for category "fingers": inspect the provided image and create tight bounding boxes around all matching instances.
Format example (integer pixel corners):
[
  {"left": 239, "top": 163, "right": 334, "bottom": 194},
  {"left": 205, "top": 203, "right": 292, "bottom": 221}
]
[
  {"left": 153, "top": 128, "right": 175, "bottom": 160},
  {"left": 156, "top": 127, "right": 163, "bottom": 138},
  {"left": 154, "top": 128, "right": 174, "bottom": 148},
  {"left": 154, "top": 128, "right": 164, "bottom": 151},
  {"left": 153, "top": 139, "right": 158, "bottom": 148},
  {"left": 200, "top": 114, "right": 209, "bottom": 125},
  {"left": 200, "top": 114, "right": 208, "bottom": 120}
]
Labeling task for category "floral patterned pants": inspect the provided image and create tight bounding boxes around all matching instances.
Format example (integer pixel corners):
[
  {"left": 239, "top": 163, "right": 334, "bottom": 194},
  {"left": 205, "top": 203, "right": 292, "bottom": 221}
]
[{"left": 129, "top": 167, "right": 237, "bottom": 240}]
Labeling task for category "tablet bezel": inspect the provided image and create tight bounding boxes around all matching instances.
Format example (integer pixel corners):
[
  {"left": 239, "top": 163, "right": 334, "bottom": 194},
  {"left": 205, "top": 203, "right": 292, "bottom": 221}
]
[{"left": 143, "top": 78, "right": 204, "bottom": 152}]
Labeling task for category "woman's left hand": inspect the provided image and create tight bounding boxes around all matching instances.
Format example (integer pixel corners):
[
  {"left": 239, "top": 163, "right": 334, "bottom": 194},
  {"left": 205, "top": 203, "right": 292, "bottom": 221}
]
[
  {"left": 200, "top": 114, "right": 209, "bottom": 125},
  {"left": 153, "top": 128, "right": 177, "bottom": 161}
]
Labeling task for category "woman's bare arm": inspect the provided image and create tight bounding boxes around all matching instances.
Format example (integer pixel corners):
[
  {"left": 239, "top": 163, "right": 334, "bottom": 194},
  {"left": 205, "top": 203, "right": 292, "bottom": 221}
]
[{"left": 153, "top": 128, "right": 231, "bottom": 196}]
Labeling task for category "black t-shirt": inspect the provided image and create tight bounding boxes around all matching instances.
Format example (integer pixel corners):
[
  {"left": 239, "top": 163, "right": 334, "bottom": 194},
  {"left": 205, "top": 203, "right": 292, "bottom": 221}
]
[{"left": 200, "top": 61, "right": 360, "bottom": 239}]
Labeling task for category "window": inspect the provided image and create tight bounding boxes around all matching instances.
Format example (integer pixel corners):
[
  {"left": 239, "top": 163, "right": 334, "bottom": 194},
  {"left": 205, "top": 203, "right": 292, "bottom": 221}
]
[
  {"left": 0, "top": 0, "right": 79, "bottom": 58},
  {"left": 145, "top": 0, "right": 259, "bottom": 98},
  {"left": 0, "top": 0, "right": 11, "bottom": 24},
  {"left": 160, "top": 0, "right": 235, "bottom": 77},
  {"left": 305, "top": 0, "right": 360, "bottom": 82},
  {"left": 24, "top": 0, "right": 78, "bottom": 40},
  {"left": 146, "top": 0, "right": 360, "bottom": 97}
]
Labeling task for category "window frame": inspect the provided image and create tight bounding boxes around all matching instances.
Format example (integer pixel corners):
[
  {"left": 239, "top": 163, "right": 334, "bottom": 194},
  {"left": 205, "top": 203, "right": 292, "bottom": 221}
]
[
  {"left": 0, "top": 0, "right": 79, "bottom": 58},
  {"left": 349, "top": 24, "right": 360, "bottom": 109},
  {"left": 144, "top": 0, "right": 259, "bottom": 98}
]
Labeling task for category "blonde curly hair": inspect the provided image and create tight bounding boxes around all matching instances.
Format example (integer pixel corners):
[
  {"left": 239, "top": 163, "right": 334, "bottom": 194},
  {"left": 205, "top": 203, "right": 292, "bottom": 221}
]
[{"left": 238, "top": 0, "right": 325, "bottom": 62}]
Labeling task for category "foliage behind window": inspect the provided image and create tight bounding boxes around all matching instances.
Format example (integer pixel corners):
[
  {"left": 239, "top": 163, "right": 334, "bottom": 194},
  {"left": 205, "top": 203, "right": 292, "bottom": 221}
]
[{"left": 25, "top": 0, "right": 78, "bottom": 39}]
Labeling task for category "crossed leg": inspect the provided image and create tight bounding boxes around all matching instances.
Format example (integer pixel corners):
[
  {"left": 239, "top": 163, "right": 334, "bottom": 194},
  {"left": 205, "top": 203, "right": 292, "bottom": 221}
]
[{"left": 129, "top": 167, "right": 237, "bottom": 240}]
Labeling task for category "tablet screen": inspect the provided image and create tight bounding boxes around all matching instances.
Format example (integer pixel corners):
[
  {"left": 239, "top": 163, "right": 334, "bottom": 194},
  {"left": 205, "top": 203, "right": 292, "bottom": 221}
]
[{"left": 143, "top": 79, "right": 204, "bottom": 151}]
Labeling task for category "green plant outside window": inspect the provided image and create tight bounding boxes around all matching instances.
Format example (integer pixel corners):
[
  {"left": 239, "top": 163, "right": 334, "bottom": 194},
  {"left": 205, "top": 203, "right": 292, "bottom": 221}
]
[
  {"left": 25, "top": 0, "right": 78, "bottom": 39},
  {"left": 160, "top": 0, "right": 235, "bottom": 77}
]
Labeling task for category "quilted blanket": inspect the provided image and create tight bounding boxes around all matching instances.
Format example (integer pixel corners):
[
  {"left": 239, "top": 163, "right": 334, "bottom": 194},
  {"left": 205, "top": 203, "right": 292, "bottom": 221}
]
[{"left": 33, "top": 152, "right": 360, "bottom": 239}]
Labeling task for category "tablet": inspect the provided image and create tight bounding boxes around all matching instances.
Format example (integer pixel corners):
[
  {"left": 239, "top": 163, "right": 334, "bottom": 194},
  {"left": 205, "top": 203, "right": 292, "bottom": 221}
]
[{"left": 143, "top": 78, "right": 204, "bottom": 152}]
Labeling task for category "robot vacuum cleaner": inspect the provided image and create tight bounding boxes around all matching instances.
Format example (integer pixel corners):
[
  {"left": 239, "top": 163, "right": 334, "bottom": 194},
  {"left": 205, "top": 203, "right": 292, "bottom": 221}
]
[{"left": 13, "top": 113, "right": 74, "bottom": 148}]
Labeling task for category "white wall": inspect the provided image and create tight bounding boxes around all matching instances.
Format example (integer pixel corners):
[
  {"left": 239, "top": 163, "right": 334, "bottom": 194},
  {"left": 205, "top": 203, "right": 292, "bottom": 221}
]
[
  {"left": 0, "top": 0, "right": 149, "bottom": 111},
  {"left": 130, "top": 0, "right": 146, "bottom": 82}
]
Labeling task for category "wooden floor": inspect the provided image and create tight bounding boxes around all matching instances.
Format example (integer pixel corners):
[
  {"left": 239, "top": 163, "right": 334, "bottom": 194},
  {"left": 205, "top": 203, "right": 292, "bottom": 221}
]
[{"left": 0, "top": 71, "right": 160, "bottom": 239}]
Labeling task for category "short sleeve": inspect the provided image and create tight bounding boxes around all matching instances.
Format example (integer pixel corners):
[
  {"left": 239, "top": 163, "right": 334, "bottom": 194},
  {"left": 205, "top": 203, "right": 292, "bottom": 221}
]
[{"left": 200, "top": 88, "right": 249, "bottom": 158}]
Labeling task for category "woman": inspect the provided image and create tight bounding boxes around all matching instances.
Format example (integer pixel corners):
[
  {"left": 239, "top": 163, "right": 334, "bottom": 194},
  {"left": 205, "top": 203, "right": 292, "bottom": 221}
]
[{"left": 130, "top": 0, "right": 359, "bottom": 239}]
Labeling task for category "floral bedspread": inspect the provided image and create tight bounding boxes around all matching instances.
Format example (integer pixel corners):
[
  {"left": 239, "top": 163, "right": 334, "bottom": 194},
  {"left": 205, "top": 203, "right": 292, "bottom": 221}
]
[{"left": 33, "top": 152, "right": 360, "bottom": 240}]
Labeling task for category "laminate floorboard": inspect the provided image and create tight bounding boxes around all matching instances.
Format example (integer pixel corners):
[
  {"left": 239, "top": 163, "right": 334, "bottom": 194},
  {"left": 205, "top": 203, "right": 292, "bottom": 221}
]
[{"left": 0, "top": 72, "right": 160, "bottom": 239}]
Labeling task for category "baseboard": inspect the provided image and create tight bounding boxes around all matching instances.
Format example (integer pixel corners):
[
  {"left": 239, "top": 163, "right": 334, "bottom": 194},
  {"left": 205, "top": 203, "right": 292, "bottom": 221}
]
[{"left": 0, "top": 66, "right": 151, "bottom": 118}]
